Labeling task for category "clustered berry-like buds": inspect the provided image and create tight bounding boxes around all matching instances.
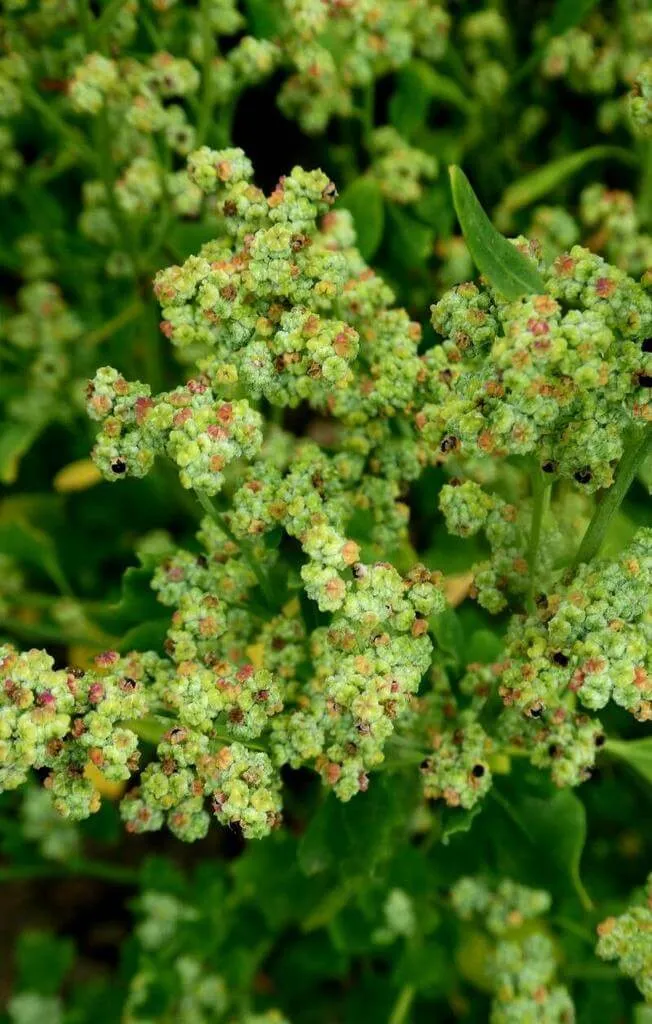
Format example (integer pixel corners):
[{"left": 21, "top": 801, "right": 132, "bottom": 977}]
[
  {"left": 596, "top": 873, "right": 652, "bottom": 1001},
  {"left": 452, "top": 877, "right": 574, "bottom": 1023},
  {"left": 628, "top": 60, "right": 652, "bottom": 138},
  {"left": 419, "top": 716, "right": 492, "bottom": 809},
  {"left": 418, "top": 245, "right": 651, "bottom": 492},
  {"left": 87, "top": 367, "right": 263, "bottom": 493},
  {"left": 367, "top": 126, "right": 438, "bottom": 205},
  {"left": 0, "top": 645, "right": 152, "bottom": 819},
  {"left": 499, "top": 529, "right": 651, "bottom": 722}
]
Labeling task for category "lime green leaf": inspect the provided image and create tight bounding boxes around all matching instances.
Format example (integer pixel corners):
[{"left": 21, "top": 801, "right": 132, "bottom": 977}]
[
  {"left": 499, "top": 146, "right": 634, "bottom": 216},
  {"left": 606, "top": 738, "right": 652, "bottom": 784},
  {"left": 449, "top": 166, "right": 545, "bottom": 299},
  {"left": 339, "top": 177, "right": 385, "bottom": 261},
  {"left": 549, "top": 0, "right": 601, "bottom": 36}
]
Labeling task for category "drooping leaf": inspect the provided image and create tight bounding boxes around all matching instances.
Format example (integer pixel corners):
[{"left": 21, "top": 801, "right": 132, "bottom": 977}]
[
  {"left": 499, "top": 146, "right": 634, "bottom": 215},
  {"left": 339, "top": 177, "right": 385, "bottom": 261},
  {"left": 606, "top": 738, "right": 652, "bottom": 784},
  {"left": 449, "top": 166, "right": 545, "bottom": 299}
]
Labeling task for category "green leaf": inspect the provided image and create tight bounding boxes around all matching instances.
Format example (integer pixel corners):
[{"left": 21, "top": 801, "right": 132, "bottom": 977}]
[
  {"left": 0, "top": 421, "right": 43, "bottom": 484},
  {"left": 549, "top": 0, "right": 601, "bottom": 37},
  {"left": 606, "top": 738, "right": 652, "bottom": 784},
  {"left": 430, "top": 606, "right": 464, "bottom": 665},
  {"left": 15, "top": 931, "right": 74, "bottom": 996},
  {"left": 440, "top": 803, "right": 483, "bottom": 845},
  {"left": 515, "top": 789, "right": 592, "bottom": 910},
  {"left": 499, "top": 146, "right": 634, "bottom": 216},
  {"left": 117, "top": 617, "right": 169, "bottom": 654},
  {"left": 449, "top": 166, "right": 545, "bottom": 299},
  {"left": 339, "top": 177, "right": 385, "bottom": 262},
  {"left": 91, "top": 566, "right": 163, "bottom": 631},
  {"left": 466, "top": 629, "right": 504, "bottom": 664},
  {"left": 386, "top": 205, "right": 434, "bottom": 266},
  {"left": 390, "top": 61, "right": 473, "bottom": 138},
  {"left": 0, "top": 499, "right": 71, "bottom": 594}
]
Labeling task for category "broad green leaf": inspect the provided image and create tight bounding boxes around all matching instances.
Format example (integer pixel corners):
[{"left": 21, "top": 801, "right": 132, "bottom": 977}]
[
  {"left": 339, "top": 177, "right": 385, "bottom": 262},
  {"left": 15, "top": 931, "right": 74, "bottom": 996},
  {"left": 466, "top": 628, "right": 504, "bottom": 664},
  {"left": 0, "top": 421, "right": 43, "bottom": 484},
  {"left": 606, "top": 738, "right": 652, "bottom": 784},
  {"left": 0, "top": 500, "right": 71, "bottom": 594},
  {"left": 549, "top": 0, "right": 601, "bottom": 37},
  {"left": 516, "top": 789, "right": 592, "bottom": 910},
  {"left": 499, "top": 146, "right": 634, "bottom": 216},
  {"left": 440, "top": 803, "right": 483, "bottom": 844},
  {"left": 449, "top": 166, "right": 545, "bottom": 299},
  {"left": 91, "top": 566, "right": 163, "bottom": 631},
  {"left": 117, "top": 617, "right": 169, "bottom": 654}
]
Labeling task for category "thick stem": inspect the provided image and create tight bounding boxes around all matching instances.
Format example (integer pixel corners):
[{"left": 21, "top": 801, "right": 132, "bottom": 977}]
[
  {"left": 194, "top": 489, "right": 275, "bottom": 606},
  {"left": 573, "top": 424, "right": 651, "bottom": 570},
  {"left": 527, "top": 464, "right": 551, "bottom": 611}
]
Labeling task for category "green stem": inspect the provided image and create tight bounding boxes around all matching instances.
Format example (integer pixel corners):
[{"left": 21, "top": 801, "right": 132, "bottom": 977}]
[
  {"left": 196, "top": 0, "right": 217, "bottom": 147},
  {"left": 95, "top": 104, "right": 140, "bottom": 275},
  {"left": 388, "top": 986, "right": 415, "bottom": 1024},
  {"left": 84, "top": 299, "right": 143, "bottom": 347},
  {"left": 76, "top": 0, "right": 94, "bottom": 49},
  {"left": 194, "top": 489, "right": 275, "bottom": 606},
  {"left": 0, "top": 857, "right": 140, "bottom": 885},
  {"left": 527, "top": 464, "right": 551, "bottom": 611},
  {"left": 22, "top": 87, "right": 96, "bottom": 164},
  {"left": 573, "top": 424, "right": 651, "bottom": 570}
]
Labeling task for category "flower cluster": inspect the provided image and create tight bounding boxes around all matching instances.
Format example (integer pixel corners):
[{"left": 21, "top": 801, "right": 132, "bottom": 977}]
[
  {"left": 540, "top": 8, "right": 652, "bottom": 135},
  {"left": 596, "top": 873, "right": 652, "bottom": 1001},
  {"left": 418, "top": 245, "right": 652, "bottom": 491},
  {"left": 87, "top": 366, "right": 263, "bottom": 493},
  {"left": 367, "top": 126, "right": 438, "bottom": 205},
  {"left": 499, "top": 529, "right": 651, "bottom": 722},
  {"left": 452, "top": 877, "right": 574, "bottom": 1023}
]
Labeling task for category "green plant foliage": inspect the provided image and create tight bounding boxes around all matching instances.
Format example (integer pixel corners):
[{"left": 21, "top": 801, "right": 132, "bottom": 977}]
[{"left": 0, "top": 0, "right": 651, "bottom": 1021}]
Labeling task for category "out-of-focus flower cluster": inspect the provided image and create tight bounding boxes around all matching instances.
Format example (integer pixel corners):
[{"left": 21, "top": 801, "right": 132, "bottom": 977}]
[{"left": 452, "top": 877, "right": 574, "bottom": 1023}]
